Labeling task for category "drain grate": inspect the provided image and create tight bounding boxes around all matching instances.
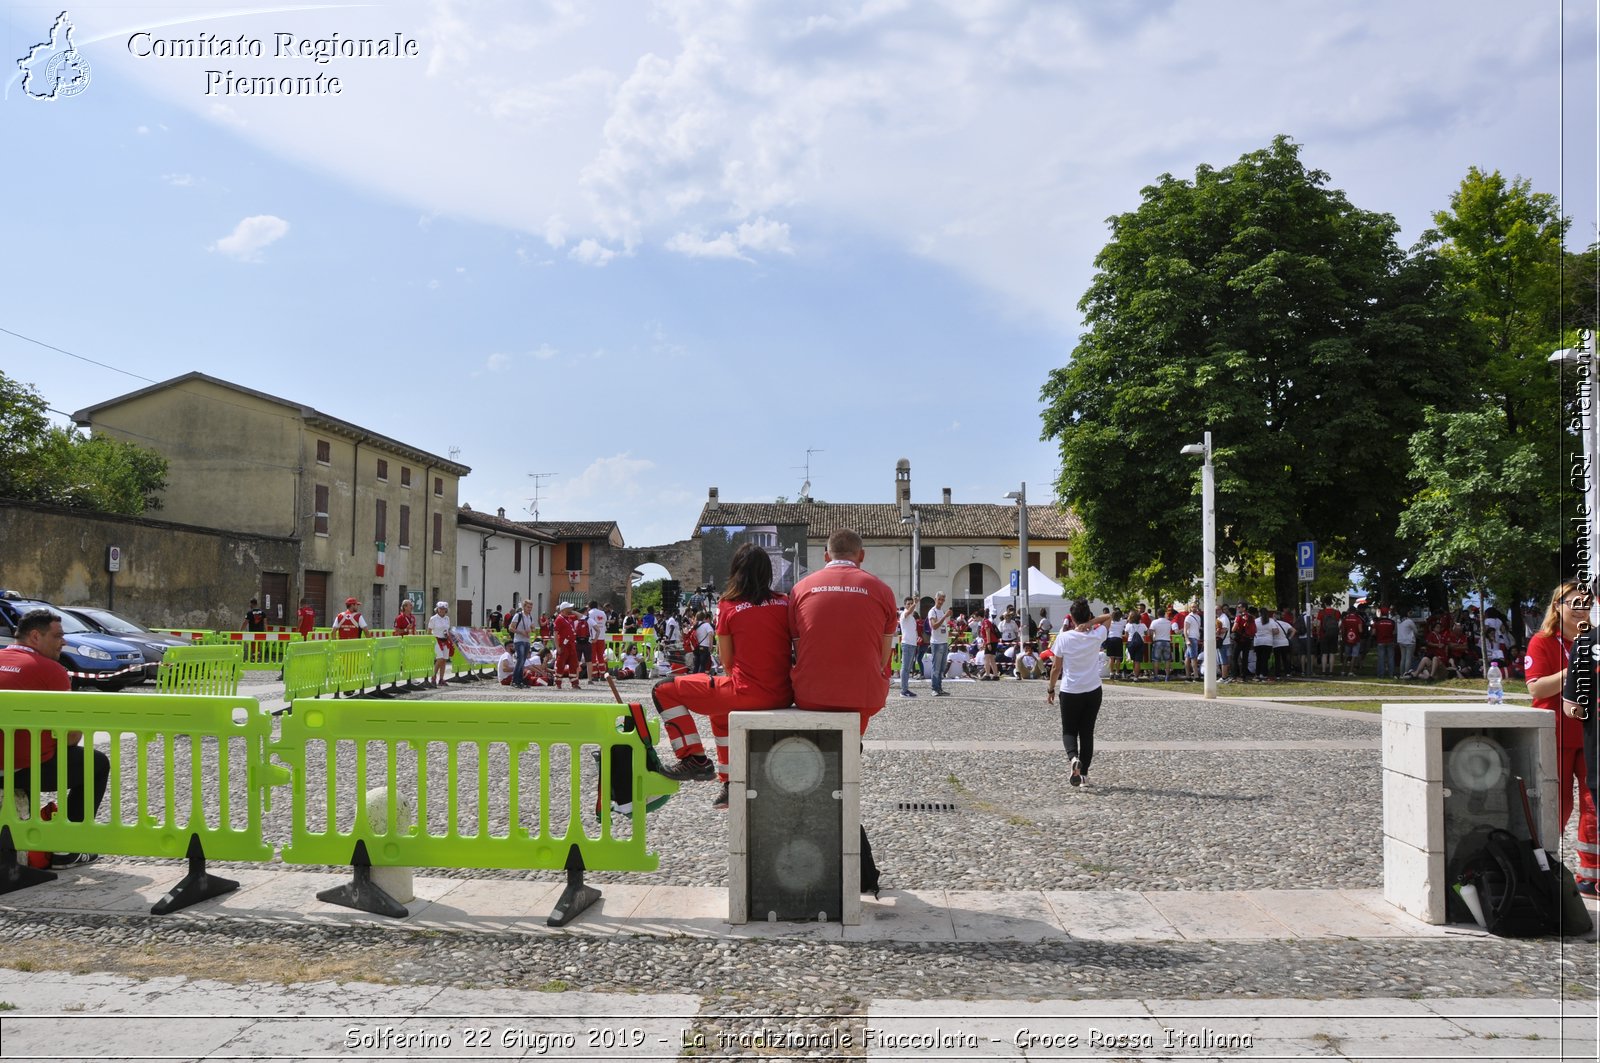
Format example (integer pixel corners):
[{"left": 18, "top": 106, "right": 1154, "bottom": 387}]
[{"left": 895, "top": 800, "right": 957, "bottom": 813}]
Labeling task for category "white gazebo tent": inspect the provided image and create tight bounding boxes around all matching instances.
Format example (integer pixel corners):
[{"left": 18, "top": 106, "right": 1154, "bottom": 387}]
[{"left": 983, "top": 566, "right": 1068, "bottom": 628}]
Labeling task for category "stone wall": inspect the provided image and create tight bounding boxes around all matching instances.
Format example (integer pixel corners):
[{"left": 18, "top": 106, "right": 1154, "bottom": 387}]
[
  {"left": 0, "top": 501, "right": 300, "bottom": 630},
  {"left": 589, "top": 539, "right": 703, "bottom": 612}
]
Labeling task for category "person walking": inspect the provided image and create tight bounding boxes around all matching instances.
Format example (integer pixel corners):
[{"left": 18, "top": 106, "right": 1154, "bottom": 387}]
[
  {"left": 506, "top": 600, "right": 536, "bottom": 688},
  {"left": 427, "top": 601, "right": 453, "bottom": 687},
  {"left": 1046, "top": 599, "right": 1113, "bottom": 788}
]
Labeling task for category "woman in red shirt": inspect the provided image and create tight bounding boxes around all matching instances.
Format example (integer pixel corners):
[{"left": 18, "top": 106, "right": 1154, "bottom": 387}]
[
  {"left": 392, "top": 599, "right": 417, "bottom": 636},
  {"left": 651, "top": 544, "right": 793, "bottom": 809},
  {"left": 1525, "top": 579, "right": 1598, "bottom": 894}
]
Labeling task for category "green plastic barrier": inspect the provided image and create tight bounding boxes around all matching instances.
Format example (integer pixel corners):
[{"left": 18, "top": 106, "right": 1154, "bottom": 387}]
[
  {"left": 274, "top": 699, "right": 677, "bottom": 924},
  {"left": 370, "top": 636, "right": 405, "bottom": 690},
  {"left": 401, "top": 635, "right": 435, "bottom": 683},
  {"left": 283, "top": 640, "right": 330, "bottom": 701},
  {"left": 603, "top": 632, "right": 657, "bottom": 668},
  {"left": 155, "top": 644, "right": 244, "bottom": 696},
  {"left": 152, "top": 628, "right": 212, "bottom": 644},
  {"left": 198, "top": 631, "right": 303, "bottom": 670},
  {"left": 325, "top": 639, "right": 374, "bottom": 696},
  {"left": 0, "top": 690, "right": 276, "bottom": 914}
]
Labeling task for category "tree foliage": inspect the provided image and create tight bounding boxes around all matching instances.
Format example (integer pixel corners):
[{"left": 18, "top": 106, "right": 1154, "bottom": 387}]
[
  {"left": 1041, "top": 136, "right": 1462, "bottom": 605},
  {"left": 0, "top": 371, "right": 167, "bottom": 514}
]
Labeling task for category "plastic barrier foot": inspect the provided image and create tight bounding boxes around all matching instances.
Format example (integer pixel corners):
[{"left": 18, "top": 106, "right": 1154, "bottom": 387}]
[
  {"left": 548, "top": 844, "right": 601, "bottom": 927},
  {"left": 317, "top": 840, "right": 408, "bottom": 918},
  {"left": 152, "top": 834, "right": 238, "bottom": 915},
  {"left": 0, "top": 826, "right": 57, "bottom": 895}
]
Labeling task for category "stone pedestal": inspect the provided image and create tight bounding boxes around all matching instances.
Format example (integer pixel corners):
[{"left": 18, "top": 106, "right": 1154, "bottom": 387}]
[
  {"left": 1381, "top": 704, "right": 1557, "bottom": 924},
  {"left": 727, "top": 710, "right": 861, "bottom": 926}
]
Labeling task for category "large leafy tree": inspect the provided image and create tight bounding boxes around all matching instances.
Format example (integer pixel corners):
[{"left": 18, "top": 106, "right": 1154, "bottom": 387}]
[
  {"left": 0, "top": 371, "right": 167, "bottom": 514},
  {"left": 1417, "top": 168, "right": 1569, "bottom": 635},
  {"left": 1042, "top": 136, "right": 1460, "bottom": 605}
]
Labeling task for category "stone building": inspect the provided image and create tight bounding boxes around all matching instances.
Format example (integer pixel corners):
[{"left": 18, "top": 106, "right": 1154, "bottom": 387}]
[
  {"left": 691, "top": 460, "right": 1080, "bottom": 618},
  {"left": 455, "top": 505, "right": 556, "bottom": 626},
  {"left": 523, "top": 521, "right": 626, "bottom": 612},
  {"left": 72, "top": 373, "right": 470, "bottom": 627}
]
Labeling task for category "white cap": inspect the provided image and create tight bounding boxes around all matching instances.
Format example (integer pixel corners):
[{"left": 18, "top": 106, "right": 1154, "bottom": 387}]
[
  {"left": 558, "top": 601, "right": 574, "bottom": 610},
  {"left": 435, "top": 601, "right": 448, "bottom": 609}
]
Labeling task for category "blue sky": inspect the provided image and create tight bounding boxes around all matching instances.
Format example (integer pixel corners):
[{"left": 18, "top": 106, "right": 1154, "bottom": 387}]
[{"left": 2, "top": 0, "right": 1596, "bottom": 547}]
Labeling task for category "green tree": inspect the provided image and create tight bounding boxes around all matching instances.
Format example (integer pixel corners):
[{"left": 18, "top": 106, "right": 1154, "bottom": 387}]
[
  {"left": 1397, "top": 406, "right": 1553, "bottom": 658},
  {"left": 1418, "top": 168, "right": 1570, "bottom": 637},
  {"left": 0, "top": 370, "right": 167, "bottom": 514},
  {"left": 1041, "top": 136, "right": 1459, "bottom": 605},
  {"left": 631, "top": 578, "right": 663, "bottom": 614}
]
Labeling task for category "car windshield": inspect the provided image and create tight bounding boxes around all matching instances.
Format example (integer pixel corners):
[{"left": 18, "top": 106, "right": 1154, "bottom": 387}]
[
  {"left": 14, "top": 601, "right": 92, "bottom": 635},
  {"left": 76, "top": 609, "right": 147, "bottom": 635}
]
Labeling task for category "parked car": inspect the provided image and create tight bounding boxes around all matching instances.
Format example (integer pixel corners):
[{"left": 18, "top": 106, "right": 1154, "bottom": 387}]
[
  {"left": 61, "top": 606, "right": 192, "bottom": 682},
  {"left": 0, "top": 591, "right": 147, "bottom": 690}
]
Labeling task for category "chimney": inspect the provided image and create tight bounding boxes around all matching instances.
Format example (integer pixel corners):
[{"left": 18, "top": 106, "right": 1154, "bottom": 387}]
[
  {"left": 942, "top": 487, "right": 952, "bottom": 505},
  {"left": 895, "top": 458, "right": 911, "bottom": 518},
  {"left": 708, "top": 486, "right": 720, "bottom": 508},
  {"left": 497, "top": 507, "right": 506, "bottom": 518}
]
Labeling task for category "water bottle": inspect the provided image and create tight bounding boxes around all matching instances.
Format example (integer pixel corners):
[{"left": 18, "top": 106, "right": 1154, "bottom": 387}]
[{"left": 1486, "top": 662, "right": 1504, "bottom": 705}]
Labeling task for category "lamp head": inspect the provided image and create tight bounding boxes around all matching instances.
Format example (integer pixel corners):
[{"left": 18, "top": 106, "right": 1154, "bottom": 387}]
[{"left": 1180, "top": 443, "right": 1206, "bottom": 457}]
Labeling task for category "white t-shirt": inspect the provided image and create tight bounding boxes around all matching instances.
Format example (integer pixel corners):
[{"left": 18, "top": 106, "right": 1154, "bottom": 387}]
[
  {"left": 696, "top": 620, "right": 714, "bottom": 649},
  {"left": 899, "top": 610, "right": 919, "bottom": 646},
  {"left": 654, "top": 655, "right": 673, "bottom": 676},
  {"left": 1108, "top": 619, "right": 1126, "bottom": 638},
  {"left": 1150, "top": 616, "right": 1173, "bottom": 642},
  {"left": 588, "top": 608, "right": 607, "bottom": 637},
  {"left": 1395, "top": 617, "right": 1416, "bottom": 646},
  {"left": 1051, "top": 628, "right": 1106, "bottom": 694},
  {"left": 1125, "top": 620, "right": 1148, "bottom": 643},
  {"left": 946, "top": 650, "right": 970, "bottom": 676},
  {"left": 428, "top": 613, "right": 452, "bottom": 639},
  {"left": 664, "top": 616, "right": 681, "bottom": 643},
  {"left": 927, "top": 605, "right": 948, "bottom": 645},
  {"left": 1000, "top": 618, "right": 1019, "bottom": 641},
  {"left": 622, "top": 653, "right": 640, "bottom": 672},
  {"left": 1184, "top": 612, "right": 1202, "bottom": 640},
  {"left": 496, "top": 651, "right": 516, "bottom": 683}
]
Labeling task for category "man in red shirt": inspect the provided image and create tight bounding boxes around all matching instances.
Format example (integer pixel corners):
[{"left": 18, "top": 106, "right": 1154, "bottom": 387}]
[
  {"left": 789, "top": 528, "right": 896, "bottom": 733},
  {"left": 553, "top": 602, "right": 581, "bottom": 689},
  {"left": 333, "top": 597, "right": 367, "bottom": 639},
  {"left": 295, "top": 598, "right": 317, "bottom": 639},
  {"left": 1372, "top": 606, "right": 1398, "bottom": 678},
  {"left": 1339, "top": 607, "right": 1364, "bottom": 676},
  {"left": 1316, "top": 599, "right": 1342, "bottom": 676},
  {"left": 0, "top": 609, "right": 108, "bottom": 867}
]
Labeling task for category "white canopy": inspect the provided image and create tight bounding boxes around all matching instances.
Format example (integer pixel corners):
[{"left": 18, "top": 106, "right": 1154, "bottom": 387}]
[{"left": 983, "top": 566, "right": 1067, "bottom": 626}]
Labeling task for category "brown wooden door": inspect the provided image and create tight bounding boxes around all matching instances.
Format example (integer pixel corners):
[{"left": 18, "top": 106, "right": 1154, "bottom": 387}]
[
  {"left": 304, "top": 570, "right": 329, "bottom": 626},
  {"left": 261, "top": 573, "right": 289, "bottom": 624},
  {"left": 456, "top": 599, "right": 472, "bottom": 627}
]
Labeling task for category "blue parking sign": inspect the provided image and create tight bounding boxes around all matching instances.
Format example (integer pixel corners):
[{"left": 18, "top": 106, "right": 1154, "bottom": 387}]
[{"left": 1297, "top": 541, "right": 1315, "bottom": 582}]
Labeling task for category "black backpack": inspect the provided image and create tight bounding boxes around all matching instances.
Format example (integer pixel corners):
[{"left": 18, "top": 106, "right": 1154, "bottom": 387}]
[{"left": 1452, "top": 827, "right": 1562, "bottom": 937}]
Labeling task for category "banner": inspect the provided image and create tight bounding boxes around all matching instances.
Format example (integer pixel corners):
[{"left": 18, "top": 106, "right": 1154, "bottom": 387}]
[{"left": 449, "top": 626, "right": 503, "bottom": 664}]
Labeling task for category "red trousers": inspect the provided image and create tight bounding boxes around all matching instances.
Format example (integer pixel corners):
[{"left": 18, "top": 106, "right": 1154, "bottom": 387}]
[
  {"left": 651, "top": 674, "right": 787, "bottom": 783},
  {"left": 555, "top": 645, "right": 579, "bottom": 678},
  {"left": 1557, "top": 742, "right": 1599, "bottom": 887}
]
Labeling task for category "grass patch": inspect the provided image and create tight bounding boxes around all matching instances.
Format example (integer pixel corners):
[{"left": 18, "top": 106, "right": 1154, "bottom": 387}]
[
  {"left": 0, "top": 1001, "right": 17, "bottom": 1012},
  {"left": 1305, "top": 700, "right": 1386, "bottom": 714},
  {"left": 538, "top": 979, "right": 570, "bottom": 993}
]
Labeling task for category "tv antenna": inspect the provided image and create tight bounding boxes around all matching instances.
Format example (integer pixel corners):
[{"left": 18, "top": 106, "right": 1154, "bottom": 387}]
[
  {"left": 527, "top": 472, "right": 555, "bottom": 521},
  {"left": 791, "top": 448, "right": 823, "bottom": 500},
  {"left": 448, "top": 446, "right": 462, "bottom": 462}
]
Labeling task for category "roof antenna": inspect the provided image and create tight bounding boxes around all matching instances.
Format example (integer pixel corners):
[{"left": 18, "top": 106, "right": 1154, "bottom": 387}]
[
  {"left": 526, "top": 472, "right": 555, "bottom": 520},
  {"left": 790, "top": 448, "right": 823, "bottom": 501}
]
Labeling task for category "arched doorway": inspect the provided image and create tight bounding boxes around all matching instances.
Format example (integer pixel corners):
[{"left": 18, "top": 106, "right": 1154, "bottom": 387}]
[{"left": 953, "top": 562, "right": 1001, "bottom": 618}]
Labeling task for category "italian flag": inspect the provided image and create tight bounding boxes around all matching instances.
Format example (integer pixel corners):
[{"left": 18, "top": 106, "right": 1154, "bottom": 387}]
[{"left": 375, "top": 540, "right": 386, "bottom": 577}]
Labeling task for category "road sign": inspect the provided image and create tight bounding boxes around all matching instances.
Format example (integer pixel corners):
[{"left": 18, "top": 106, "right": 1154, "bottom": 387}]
[
  {"left": 1296, "top": 540, "right": 1315, "bottom": 583},
  {"left": 106, "top": 545, "right": 122, "bottom": 573},
  {"left": 1010, "top": 570, "right": 1020, "bottom": 596}
]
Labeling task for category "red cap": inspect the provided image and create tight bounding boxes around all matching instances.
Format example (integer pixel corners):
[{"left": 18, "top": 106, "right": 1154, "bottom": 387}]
[{"left": 345, "top": 597, "right": 359, "bottom": 606}]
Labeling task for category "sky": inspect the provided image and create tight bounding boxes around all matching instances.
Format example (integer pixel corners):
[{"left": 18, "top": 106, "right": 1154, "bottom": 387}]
[{"left": 2, "top": 0, "right": 1596, "bottom": 549}]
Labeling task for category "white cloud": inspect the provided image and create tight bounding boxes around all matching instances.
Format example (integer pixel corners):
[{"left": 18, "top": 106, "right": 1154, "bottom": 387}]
[
  {"left": 532, "top": 343, "right": 558, "bottom": 360},
  {"left": 485, "top": 352, "right": 511, "bottom": 372},
  {"left": 208, "top": 215, "right": 289, "bottom": 261},
  {"left": 665, "top": 215, "right": 793, "bottom": 261},
  {"left": 161, "top": 173, "right": 195, "bottom": 187},
  {"left": 206, "top": 102, "right": 246, "bottom": 128},
  {"left": 135, "top": 125, "right": 150, "bottom": 135},
  {"left": 665, "top": 230, "right": 745, "bottom": 260},
  {"left": 569, "top": 238, "right": 617, "bottom": 266}
]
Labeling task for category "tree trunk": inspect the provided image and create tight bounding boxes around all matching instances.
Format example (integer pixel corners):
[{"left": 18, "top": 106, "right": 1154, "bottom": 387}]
[{"left": 1273, "top": 545, "right": 1297, "bottom": 608}]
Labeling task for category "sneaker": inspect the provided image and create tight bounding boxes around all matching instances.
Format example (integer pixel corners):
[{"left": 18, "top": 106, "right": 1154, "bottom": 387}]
[
  {"left": 659, "top": 755, "right": 717, "bottom": 782},
  {"left": 1078, "top": 775, "right": 1089, "bottom": 789},
  {"left": 50, "top": 852, "right": 100, "bottom": 869},
  {"left": 932, "top": 690, "right": 952, "bottom": 697},
  {"left": 712, "top": 782, "right": 730, "bottom": 810},
  {"left": 1069, "top": 756, "right": 1082, "bottom": 788},
  {"left": 900, "top": 690, "right": 917, "bottom": 698}
]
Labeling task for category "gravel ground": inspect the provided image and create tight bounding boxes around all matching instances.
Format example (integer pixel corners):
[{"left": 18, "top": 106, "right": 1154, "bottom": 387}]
[{"left": 15, "top": 674, "right": 1592, "bottom": 1021}]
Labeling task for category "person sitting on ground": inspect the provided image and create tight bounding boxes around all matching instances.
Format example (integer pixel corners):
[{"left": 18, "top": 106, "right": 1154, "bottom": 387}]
[
  {"left": 650, "top": 544, "right": 794, "bottom": 808},
  {"left": 946, "top": 645, "right": 971, "bottom": 678},
  {"left": 495, "top": 639, "right": 518, "bottom": 685},
  {"left": 1015, "top": 642, "right": 1042, "bottom": 679},
  {"left": 619, "top": 650, "right": 642, "bottom": 679}
]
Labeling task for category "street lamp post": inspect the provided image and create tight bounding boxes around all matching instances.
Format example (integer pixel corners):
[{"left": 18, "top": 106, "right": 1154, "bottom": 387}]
[
  {"left": 901, "top": 509, "right": 922, "bottom": 602},
  {"left": 1005, "top": 484, "right": 1029, "bottom": 680},
  {"left": 1181, "top": 434, "right": 1217, "bottom": 699}
]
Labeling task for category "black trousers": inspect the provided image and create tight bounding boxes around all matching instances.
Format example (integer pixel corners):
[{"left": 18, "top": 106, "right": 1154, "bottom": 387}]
[
  {"left": 1058, "top": 687, "right": 1103, "bottom": 774},
  {"left": 9, "top": 747, "right": 111, "bottom": 823}
]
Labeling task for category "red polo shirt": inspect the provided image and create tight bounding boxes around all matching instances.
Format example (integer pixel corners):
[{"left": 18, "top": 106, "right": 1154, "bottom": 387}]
[
  {"left": 0, "top": 644, "right": 70, "bottom": 770},
  {"left": 790, "top": 560, "right": 896, "bottom": 713}
]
